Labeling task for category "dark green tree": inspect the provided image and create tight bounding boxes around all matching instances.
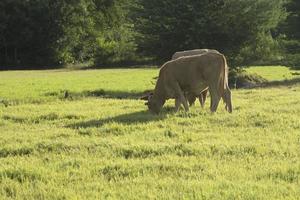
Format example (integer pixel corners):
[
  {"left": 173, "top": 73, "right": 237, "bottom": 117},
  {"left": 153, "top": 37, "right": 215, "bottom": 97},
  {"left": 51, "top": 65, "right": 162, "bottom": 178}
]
[
  {"left": 282, "top": 0, "right": 300, "bottom": 40},
  {"left": 278, "top": 0, "right": 300, "bottom": 67},
  {"left": 93, "top": 0, "right": 138, "bottom": 66},
  {"left": 0, "top": 0, "right": 135, "bottom": 68},
  {"left": 0, "top": 0, "right": 58, "bottom": 67},
  {"left": 133, "top": 0, "right": 287, "bottom": 66}
]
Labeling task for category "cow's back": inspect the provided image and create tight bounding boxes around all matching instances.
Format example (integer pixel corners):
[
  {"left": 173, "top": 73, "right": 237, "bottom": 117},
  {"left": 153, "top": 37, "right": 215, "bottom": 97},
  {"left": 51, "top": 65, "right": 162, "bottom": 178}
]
[
  {"left": 162, "top": 52, "right": 225, "bottom": 94},
  {"left": 171, "top": 49, "right": 219, "bottom": 60}
]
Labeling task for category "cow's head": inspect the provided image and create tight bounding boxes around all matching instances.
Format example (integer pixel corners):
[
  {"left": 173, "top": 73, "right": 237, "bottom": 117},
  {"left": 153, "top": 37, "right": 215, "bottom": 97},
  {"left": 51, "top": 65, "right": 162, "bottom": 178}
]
[
  {"left": 140, "top": 92, "right": 163, "bottom": 114},
  {"left": 147, "top": 97, "right": 162, "bottom": 114}
]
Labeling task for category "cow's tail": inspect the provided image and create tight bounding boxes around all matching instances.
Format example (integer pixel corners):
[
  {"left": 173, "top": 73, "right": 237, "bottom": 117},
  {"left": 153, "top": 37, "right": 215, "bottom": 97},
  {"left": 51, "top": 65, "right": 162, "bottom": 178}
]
[
  {"left": 220, "top": 54, "right": 232, "bottom": 113},
  {"left": 218, "top": 54, "right": 227, "bottom": 98}
]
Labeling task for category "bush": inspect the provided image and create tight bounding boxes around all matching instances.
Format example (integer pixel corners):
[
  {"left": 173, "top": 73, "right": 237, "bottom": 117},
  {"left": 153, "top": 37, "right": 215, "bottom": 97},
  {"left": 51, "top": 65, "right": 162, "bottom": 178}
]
[
  {"left": 278, "top": 39, "right": 300, "bottom": 69},
  {"left": 229, "top": 68, "right": 267, "bottom": 88},
  {"left": 283, "top": 54, "right": 300, "bottom": 69},
  {"left": 235, "top": 33, "right": 284, "bottom": 66}
]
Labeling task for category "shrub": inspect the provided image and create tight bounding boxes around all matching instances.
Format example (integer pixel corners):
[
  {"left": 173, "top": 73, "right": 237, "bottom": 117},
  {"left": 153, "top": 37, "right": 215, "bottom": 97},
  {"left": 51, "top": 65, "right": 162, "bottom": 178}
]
[{"left": 229, "top": 68, "right": 267, "bottom": 88}]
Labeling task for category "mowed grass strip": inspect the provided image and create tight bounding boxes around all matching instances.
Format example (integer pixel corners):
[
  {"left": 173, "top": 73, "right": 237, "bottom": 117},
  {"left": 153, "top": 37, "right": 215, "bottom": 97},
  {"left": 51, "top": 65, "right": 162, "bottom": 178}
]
[{"left": 0, "top": 66, "right": 300, "bottom": 199}]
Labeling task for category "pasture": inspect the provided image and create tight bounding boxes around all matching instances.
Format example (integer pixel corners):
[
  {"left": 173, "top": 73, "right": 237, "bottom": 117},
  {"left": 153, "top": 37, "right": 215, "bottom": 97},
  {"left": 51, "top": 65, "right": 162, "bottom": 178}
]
[{"left": 0, "top": 66, "right": 300, "bottom": 199}]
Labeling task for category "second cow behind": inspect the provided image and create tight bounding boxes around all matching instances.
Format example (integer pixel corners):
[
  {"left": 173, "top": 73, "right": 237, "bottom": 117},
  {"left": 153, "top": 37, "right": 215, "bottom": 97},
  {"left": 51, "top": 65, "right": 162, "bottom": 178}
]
[{"left": 172, "top": 49, "right": 220, "bottom": 107}]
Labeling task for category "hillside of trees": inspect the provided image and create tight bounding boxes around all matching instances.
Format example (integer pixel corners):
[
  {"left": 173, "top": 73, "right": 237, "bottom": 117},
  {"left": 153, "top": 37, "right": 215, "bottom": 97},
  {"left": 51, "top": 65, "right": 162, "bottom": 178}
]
[{"left": 0, "top": 0, "right": 299, "bottom": 69}]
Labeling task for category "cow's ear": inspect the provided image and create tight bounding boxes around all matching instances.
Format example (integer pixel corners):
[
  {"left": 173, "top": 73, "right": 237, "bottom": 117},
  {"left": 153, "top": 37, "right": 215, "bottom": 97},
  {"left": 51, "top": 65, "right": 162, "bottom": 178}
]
[
  {"left": 140, "top": 92, "right": 153, "bottom": 101},
  {"left": 140, "top": 95, "right": 149, "bottom": 101}
]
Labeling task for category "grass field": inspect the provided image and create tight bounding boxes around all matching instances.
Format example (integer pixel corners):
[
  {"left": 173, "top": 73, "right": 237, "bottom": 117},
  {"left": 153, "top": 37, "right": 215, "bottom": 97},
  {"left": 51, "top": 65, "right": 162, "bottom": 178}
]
[
  {"left": 0, "top": 66, "right": 300, "bottom": 199},
  {"left": 245, "top": 66, "right": 300, "bottom": 81}
]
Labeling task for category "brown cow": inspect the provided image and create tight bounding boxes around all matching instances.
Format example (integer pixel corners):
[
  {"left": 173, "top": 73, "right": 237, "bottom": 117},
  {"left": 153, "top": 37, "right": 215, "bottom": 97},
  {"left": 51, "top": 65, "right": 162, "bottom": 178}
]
[
  {"left": 144, "top": 52, "right": 232, "bottom": 114},
  {"left": 172, "top": 49, "right": 220, "bottom": 107}
]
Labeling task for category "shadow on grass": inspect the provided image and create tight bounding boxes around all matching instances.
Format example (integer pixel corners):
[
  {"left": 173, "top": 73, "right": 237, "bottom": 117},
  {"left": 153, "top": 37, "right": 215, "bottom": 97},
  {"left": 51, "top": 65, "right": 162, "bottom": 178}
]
[
  {"left": 66, "top": 109, "right": 171, "bottom": 129},
  {"left": 45, "top": 89, "right": 150, "bottom": 100},
  {"left": 258, "top": 77, "right": 300, "bottom": 88},
  {"left": 45, "top": 78, "right": 300, "bottom": 102}
]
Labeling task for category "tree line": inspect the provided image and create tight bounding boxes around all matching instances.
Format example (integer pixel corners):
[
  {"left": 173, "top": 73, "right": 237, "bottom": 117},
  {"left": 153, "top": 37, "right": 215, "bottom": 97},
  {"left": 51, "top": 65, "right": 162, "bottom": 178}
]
[{"left": 0, "top": 0, "right": 299, "bottom": 69}]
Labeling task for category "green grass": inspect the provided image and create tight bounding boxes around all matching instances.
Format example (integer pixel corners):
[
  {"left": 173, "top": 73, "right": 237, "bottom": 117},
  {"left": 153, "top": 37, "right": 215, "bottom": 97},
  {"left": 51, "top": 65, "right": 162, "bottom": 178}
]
[
  {"left": 245, "top": 66, "right": 300, "bottom": 81},
  {"left": 0, "top": 69, "right": 157, "bottom": 104},
  {"left": 0, "top": 66, "right": 300, "bottom": 199}
]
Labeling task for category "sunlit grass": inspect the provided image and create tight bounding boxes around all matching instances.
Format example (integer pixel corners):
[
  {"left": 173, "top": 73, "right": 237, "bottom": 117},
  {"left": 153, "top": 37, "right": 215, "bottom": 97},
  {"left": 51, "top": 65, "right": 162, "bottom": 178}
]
[
  {"left": 0, "top": 66, "right": 299, "bottom": 199},
  {"left": 245, "top": 65, "right": 300, "bottom": 81}
]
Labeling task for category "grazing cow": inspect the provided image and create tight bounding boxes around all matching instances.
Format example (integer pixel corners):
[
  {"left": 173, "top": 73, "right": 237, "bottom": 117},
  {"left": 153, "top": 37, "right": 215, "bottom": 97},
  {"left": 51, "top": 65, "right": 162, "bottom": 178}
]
[
  {"left": 172, "top": 49, "right": 220, "bottom": 107},
  {"left": 143, "top": 52, "right": 232, "bottom": 114}
]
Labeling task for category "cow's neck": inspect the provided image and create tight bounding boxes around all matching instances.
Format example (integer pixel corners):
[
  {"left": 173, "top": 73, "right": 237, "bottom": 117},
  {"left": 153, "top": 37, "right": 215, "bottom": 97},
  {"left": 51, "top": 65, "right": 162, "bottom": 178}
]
[
  {"left": 153, "top": 76, "right": 166, "bottom": 106},
  {"left": 154, "top": 76, "right": 166, "bottom": 97}
]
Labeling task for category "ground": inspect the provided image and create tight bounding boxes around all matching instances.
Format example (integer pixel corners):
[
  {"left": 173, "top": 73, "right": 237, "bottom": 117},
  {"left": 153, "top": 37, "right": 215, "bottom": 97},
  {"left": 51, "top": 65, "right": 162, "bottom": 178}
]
[{"left": 0, "top": 66, "right": 299, "bottom": 200}]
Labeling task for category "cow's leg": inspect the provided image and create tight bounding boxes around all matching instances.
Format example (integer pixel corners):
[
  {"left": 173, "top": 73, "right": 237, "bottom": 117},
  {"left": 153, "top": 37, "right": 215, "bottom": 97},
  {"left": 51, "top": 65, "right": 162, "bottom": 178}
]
[
  {"left": 187, "top": 93, "right": 196, "bottom": 106},
  {"left": 181, "top": 95, "right": 189, "bottom": 112},
  {"left": 222, "top": 95, "right": 228, "bottom": 111},
  {"left": 209, "top": 87, "right": 221, "bottom": 112},
  {"left": 173, "top": 83, "right": 189, "bottom": 112},
  {"left": 198, "top": 89, "right": 208, "bottom": 108},
  {"left": 223, "top": 86, "right": 232, "bottom": 113},
  {"left": 199, "top": 94, "right": 204, "bottom": 108},
  {"left": 202, "top": 89, "right": 208, "bottom": 107},
  {"left": 175, "top": 98, "right": 181, "bottom": 112}
]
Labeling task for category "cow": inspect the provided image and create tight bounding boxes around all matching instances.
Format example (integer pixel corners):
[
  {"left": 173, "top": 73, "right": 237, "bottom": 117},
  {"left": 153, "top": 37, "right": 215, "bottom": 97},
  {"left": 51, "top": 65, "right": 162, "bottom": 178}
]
[
  {"left": 143, "top": 52, "right": 232, "bottom": 114},
  {"left": 171, "top": 49, "right": 220, "bottom": 60},
  {"left": 171, "top": 49, "right": 220, "bottom": 107}
]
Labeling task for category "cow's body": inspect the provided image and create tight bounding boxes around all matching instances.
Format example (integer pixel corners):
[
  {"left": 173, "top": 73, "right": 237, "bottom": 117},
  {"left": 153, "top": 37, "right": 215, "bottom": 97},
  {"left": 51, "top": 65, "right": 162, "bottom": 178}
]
[
  {"left": 171, "top": 49, "right": 220, "bottom": 107},
  {"left": 146, "top": 52, "right": 232, "bottom": 114}
]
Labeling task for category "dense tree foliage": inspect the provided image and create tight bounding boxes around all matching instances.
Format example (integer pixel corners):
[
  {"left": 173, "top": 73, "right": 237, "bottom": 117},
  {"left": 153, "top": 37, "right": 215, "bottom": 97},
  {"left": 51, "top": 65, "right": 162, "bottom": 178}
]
[
  {"left": 0, "top": 0, "right": 135, "bottom": 68},
  {"left": 278, "top": 0, "right": 300, "bottom": 67},
  {"left": 133, "top": 0, "right": 287, "bottom": 65},
  {"left": 0, "top": 0, "right": 299, "bottom": 69},
  {"left": 0, "top": 0, "right": 57, "bottom": 67},
  {"left": 280, "top": 0, "right": 300, "bottom": 42}
]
